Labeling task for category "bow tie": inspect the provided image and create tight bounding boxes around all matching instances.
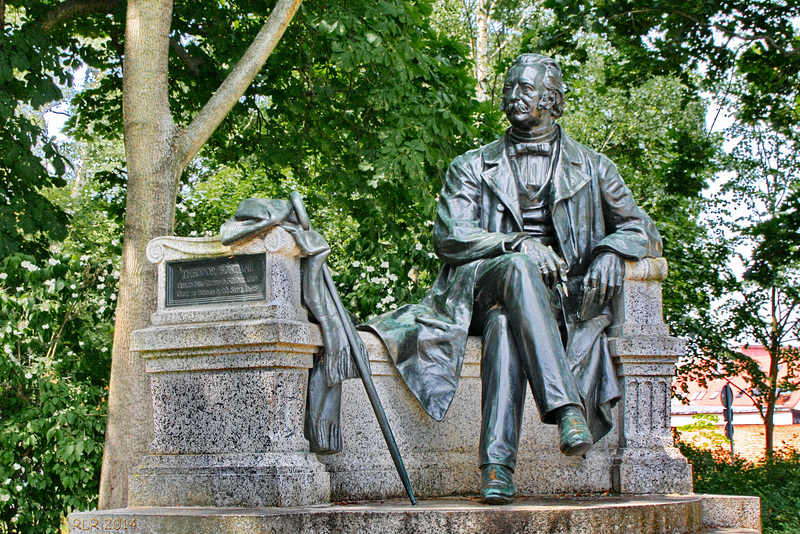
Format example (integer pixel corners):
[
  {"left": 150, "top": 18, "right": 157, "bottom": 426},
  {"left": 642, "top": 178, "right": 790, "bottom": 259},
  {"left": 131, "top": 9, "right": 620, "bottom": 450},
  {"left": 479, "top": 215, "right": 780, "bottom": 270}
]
[{"left": 508, "top": 142, "right": 551, "bottom": 157}]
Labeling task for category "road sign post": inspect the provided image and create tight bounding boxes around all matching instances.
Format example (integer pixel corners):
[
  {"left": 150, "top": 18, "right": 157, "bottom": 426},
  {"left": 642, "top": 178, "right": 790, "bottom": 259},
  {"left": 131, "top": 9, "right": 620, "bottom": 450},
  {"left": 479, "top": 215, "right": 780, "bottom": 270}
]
[{"left": 721, "top": 383, "right": 734, "bottom": 458}]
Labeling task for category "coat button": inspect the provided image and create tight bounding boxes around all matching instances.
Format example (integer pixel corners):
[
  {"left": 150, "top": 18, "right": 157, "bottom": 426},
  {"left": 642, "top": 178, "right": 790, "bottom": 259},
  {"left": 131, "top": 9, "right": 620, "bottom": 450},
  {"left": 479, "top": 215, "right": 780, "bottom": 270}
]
[{"left": 496, "top": 204, "right": 505, "bottom": 212}]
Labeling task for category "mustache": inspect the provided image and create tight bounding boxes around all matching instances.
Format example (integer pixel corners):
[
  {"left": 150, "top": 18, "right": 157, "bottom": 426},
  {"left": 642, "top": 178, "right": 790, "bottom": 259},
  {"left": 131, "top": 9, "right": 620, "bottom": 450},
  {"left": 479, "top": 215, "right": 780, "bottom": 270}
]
[{"left": 505, "top": 100, "right": 530, "bottom": 113}]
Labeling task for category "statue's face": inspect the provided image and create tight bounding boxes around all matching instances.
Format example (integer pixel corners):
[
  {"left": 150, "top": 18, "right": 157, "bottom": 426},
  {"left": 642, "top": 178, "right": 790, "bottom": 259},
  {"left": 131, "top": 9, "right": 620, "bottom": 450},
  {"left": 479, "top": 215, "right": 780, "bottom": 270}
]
[{"left": 502, "top": 64, "right": 554, "bottom": 131}]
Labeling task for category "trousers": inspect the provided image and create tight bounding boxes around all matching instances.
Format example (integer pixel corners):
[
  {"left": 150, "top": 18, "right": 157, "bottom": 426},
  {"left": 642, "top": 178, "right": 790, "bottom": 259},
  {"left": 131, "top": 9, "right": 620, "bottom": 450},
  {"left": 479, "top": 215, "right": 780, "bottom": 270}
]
[{"left": 471, "top": 253, "right": 583, "bottom": 470}]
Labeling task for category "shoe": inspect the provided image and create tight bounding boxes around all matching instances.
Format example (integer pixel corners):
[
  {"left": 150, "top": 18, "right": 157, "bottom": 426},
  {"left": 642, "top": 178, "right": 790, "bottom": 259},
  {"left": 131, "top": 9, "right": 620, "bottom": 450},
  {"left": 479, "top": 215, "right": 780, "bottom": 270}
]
[
  {"left": 557, "top": 406, "right": 593, "bottom": 456},
  {"left": 480, "top": 464, "right": 516, "bottom": 504}
]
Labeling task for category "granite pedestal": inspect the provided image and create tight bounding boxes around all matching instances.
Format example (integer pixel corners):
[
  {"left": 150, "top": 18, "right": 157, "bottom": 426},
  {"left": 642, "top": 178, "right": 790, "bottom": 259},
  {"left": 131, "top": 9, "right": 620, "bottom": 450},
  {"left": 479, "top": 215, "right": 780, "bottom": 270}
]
[
  {"left": 68, "top": 229, "right": 758, "bottom": 533},
  {"left": 127, "top": 228, "right": 329, "bottom": 508},
  {"left": 69, "top": 494, "right": 760, "bottom": 534}
]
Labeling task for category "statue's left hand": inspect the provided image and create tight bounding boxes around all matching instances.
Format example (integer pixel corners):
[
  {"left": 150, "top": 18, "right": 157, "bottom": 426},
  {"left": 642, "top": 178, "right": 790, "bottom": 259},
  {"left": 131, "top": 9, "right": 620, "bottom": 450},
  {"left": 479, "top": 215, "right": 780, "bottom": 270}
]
[{"left": 582, "top": 251, "right": 623, "bottom": 306}]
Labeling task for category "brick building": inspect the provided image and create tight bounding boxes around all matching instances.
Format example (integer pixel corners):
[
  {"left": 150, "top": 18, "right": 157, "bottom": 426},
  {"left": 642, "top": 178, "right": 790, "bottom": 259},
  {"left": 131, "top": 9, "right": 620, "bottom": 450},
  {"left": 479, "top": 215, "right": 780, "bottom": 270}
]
[{"left": 671, "top": 345, "right": 800, "bottom": 461}]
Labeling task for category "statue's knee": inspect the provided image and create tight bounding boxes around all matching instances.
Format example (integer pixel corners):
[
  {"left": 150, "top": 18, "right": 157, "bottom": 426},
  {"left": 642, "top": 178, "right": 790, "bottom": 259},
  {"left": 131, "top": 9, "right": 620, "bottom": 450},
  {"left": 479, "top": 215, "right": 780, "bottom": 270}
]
[{"left": 499, "top": 253, "right": 540, "bottom": 281}]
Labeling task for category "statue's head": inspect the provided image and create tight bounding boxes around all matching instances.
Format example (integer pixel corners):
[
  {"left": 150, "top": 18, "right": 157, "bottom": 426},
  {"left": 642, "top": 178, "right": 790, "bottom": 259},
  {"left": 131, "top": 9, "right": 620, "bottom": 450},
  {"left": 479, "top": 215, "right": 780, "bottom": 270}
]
[{"left": 500, "top": 54, "right": 564, "bottom": 130}]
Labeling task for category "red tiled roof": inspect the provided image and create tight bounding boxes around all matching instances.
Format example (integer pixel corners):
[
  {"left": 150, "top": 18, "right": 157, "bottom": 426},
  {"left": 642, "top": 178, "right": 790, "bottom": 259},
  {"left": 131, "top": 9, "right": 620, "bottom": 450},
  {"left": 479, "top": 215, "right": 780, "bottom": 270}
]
[{"left": 673, "top": 345, "right": 800, "bottom": 411}]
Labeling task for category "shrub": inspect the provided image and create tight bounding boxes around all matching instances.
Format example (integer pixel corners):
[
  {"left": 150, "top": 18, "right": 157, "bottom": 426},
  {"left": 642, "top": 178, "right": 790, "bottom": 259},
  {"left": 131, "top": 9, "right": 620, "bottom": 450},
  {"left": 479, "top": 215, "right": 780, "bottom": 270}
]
[
  {"left": 679, "top": 440, "right": 800, "bottom": 533},
  {"left": 0, "top": 253, "right": 115, "bottom": 533}
]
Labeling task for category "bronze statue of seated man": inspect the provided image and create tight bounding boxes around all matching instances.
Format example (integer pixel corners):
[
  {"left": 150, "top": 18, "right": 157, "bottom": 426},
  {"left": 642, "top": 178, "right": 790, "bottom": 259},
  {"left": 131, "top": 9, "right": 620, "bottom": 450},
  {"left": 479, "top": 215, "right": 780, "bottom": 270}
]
[{"left": 364, "top": 53, "right": 662, "bottom": 504}]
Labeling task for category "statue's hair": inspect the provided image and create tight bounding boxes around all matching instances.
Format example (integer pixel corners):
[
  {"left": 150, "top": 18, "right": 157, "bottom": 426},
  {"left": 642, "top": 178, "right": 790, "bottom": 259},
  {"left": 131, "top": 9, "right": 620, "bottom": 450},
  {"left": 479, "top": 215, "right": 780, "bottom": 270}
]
[{"left": 503, "top": 54, "right": 564, "bottom": 118}]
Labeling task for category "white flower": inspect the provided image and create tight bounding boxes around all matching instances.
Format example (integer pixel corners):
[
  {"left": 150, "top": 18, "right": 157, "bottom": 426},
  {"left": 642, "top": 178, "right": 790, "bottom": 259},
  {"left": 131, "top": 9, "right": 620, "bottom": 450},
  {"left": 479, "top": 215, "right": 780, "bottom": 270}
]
[
  {"left": 388, "top": 273, "right": 398, "bottom": 282},
  {"left": 0, "top": 273, "right": 7, "bottom": 280},
  {"left": 24, "top": 373, "right": 32, "bottom": 379},
  {"left": 352, "top": 261, "right": 361, "bottom": 268},
  {"left": 3, "top": 479, "right": 9, "bottom": 485},
  {"left": 380, "top": 261, "right": 389, "bottom": 268},
  {"left": 189, "top": 231, "right": 198, "bottom": 236},
  {"left": 424, "top": 220, "right": 434, "bottom": 227},
  {"left": 365, "top": 266, "right": 375, "bottom": 273},
  {"left": 12, "top": 464, "right": 20, "bottom": 471},
  {"left": 415, "top": 243, "right": 423, "bottom": 251},
  {"left": 80, "top": 255, "right": 90, "bottom": 262},
  {"left": 72, "top": 293, "right": 78, "bottom": 298},
  {"left": 97, "top": 276, "right": 105, "bottom": 282},
  {"left": 0, "top": 494, "right": 9, "bottom": 502},
  {"left": 44, "top": 279, "right": 56, "bottom": 290},
  {"left": 48, "top": 258, "right": 59, "bottom": 266},
  {"left": 188, "top": 212, "right": 196, "bottom": 217},
  {"left": 428, "top": 253, "right": 437, "bottom": 259},
  {"left": 42, "top": 324, "right": 49, "bottom": 330},
  {"left": 177, "top": 203, "right": 187, "bottom": 213},
  {"left": 97, "top": 283, "right": 105, "bottom": 290},
  {"left": 111, "top": 239, "right": 120, "bottom": 246},
  {"left": 109, "top": 294, "right": 116, "bottom": 301},
  {"left": 15, "top": 287, "right": 23, "bottom": 292},
  {"left": 79, "top": 341, "right": 84, "bottom": 346},
  {"left": 101, "top": 347, "right": 108, "bottom": 353},
  {"left": 14, "top": 486, "right": 21, "bottom": 492},
  {"left": 70, "top": 284, "right": 76, "bottom": 290},
  {"left": 20, "top": 261, "right": 38, "bottom": 272}
]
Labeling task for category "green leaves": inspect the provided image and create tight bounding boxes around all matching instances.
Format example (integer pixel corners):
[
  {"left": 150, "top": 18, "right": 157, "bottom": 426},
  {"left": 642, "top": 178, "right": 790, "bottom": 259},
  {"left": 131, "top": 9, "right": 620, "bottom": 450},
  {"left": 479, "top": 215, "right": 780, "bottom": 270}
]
[
  {"left": 0, "top": 1, "right": 122, "bottom": 261},
  {"left": 678, "top": 442, "right": 800, "bottom": 533},
  {"left": 0, "top": 251, "right": 115, "bottom": 532}
]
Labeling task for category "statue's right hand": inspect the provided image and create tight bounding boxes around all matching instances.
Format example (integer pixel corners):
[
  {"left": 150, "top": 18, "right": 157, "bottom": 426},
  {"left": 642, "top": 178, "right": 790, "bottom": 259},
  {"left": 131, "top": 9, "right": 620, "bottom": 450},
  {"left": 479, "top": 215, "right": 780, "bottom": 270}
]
[{"left": 520, "top": 239, "right": 568, "bottom": 291}]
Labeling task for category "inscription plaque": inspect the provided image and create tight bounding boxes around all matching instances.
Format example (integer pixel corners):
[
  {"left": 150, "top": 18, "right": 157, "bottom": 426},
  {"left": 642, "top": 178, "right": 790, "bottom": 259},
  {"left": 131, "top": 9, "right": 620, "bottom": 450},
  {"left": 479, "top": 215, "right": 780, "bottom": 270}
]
[{"left": 166, "top": 253, "right": 266, "bottom": 307}]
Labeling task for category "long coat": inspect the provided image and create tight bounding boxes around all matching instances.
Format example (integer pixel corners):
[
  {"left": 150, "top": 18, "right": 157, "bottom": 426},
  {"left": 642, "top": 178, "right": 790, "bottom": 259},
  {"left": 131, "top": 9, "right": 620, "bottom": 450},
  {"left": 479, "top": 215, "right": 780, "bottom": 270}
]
[{"left": 366, "top": 127, "right": 662, "bottom": 440}]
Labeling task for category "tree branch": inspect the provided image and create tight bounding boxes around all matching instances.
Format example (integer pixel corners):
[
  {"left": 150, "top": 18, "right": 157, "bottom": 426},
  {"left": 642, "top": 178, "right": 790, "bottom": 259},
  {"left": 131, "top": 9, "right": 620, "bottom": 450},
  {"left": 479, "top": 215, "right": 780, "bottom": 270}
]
[
  {"left": 169, "top": 37, "right": 204, "bottom": 77},
  {"left": 177, "top": 0, "right": 303, "bottom": 168},
  {"left": 610, "top": 8, "right": 800, "bottom": 58},
  {"left": 39, "top": 0, "right": 119, "bottom": 32}
]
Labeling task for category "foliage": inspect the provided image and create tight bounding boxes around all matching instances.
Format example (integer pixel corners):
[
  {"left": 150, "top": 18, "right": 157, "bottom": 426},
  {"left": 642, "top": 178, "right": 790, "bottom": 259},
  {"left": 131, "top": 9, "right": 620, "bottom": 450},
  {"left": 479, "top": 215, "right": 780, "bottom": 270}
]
[
  {"left": 430, "top": 0, "right": 554, "bottom": 103},
  {"left": 538, "top": 0, "right": 799, "bottom": 130},
  {"left": 675, "top": 120, "right": 800, "bottom": 454},
  {"left": 0, "top": 2, "right": 124, "bottom": 259},
  {"left": 163, "top": 0, "right": 486, "bottom": 320},
  {"left": 0, "top": 252, "right": 116, "bottom": 533},
  {"left": 675, "top": 414, "right": 729, "bottom": 449},
  {"left": 678, "top": 440, "right": 800, "bottom": 533}
]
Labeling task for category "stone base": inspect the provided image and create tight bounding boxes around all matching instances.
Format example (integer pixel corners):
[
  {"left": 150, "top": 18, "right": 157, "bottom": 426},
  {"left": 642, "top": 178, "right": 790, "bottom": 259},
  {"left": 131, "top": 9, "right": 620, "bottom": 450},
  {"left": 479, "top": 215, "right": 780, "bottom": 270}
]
[
  {"left": 324, "top": 334, "right": 619, "bottom": 501},
  {"left": 613, "top": 447, "right": 693, "bottom": 494},
  {"left": 128, "top": 453, "right": 330, "bottom": 508},
  {"left": 68, "top": 494, "right": 760, "bottom": 534}
]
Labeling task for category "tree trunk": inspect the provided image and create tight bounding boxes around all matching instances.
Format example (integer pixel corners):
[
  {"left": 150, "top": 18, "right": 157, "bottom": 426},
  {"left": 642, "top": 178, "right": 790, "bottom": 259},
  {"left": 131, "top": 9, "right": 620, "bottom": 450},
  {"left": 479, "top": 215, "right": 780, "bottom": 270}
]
[
  {"left": 765, "top": 405, "right": 775, "bottom": 456},
  {"left": 474, "top": 0, "right": 489, "bottom": 101},
  {"left": 98, "top": 0, "right": 303, "bottom": 509},
  {"left": 98, "top": 0, "right": 178, "bottom": 510}
]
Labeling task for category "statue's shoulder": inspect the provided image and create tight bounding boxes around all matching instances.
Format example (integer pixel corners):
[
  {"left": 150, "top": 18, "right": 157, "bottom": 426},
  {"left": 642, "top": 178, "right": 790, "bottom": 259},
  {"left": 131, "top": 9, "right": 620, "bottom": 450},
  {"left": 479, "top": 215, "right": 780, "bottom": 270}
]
[
  {"left": 559, "top": 129, "right": 614, "bottom": 168},
  {"left": 450, "top": 137, "right": 504, "bottom": 169}
]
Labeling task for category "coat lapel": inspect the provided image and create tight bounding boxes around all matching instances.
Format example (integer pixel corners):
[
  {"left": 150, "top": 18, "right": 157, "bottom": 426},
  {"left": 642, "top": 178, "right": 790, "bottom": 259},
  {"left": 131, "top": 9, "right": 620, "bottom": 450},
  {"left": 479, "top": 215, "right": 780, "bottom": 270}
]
[
  {"left": 552, "top": 128, "right": 591, "bottom": 204},
  {"left": 551, "top": 129, "right": 591, "bottom": 267},
  {"left": 480, "top": 136, "right": 523, "bottom": 231}
]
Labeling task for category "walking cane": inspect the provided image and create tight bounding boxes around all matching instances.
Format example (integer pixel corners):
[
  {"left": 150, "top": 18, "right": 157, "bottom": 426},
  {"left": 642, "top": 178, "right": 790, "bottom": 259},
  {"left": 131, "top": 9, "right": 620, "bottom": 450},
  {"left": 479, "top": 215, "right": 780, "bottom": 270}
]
[{"left": 289, "top": 192, "right": 417, "bottom": 505}]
